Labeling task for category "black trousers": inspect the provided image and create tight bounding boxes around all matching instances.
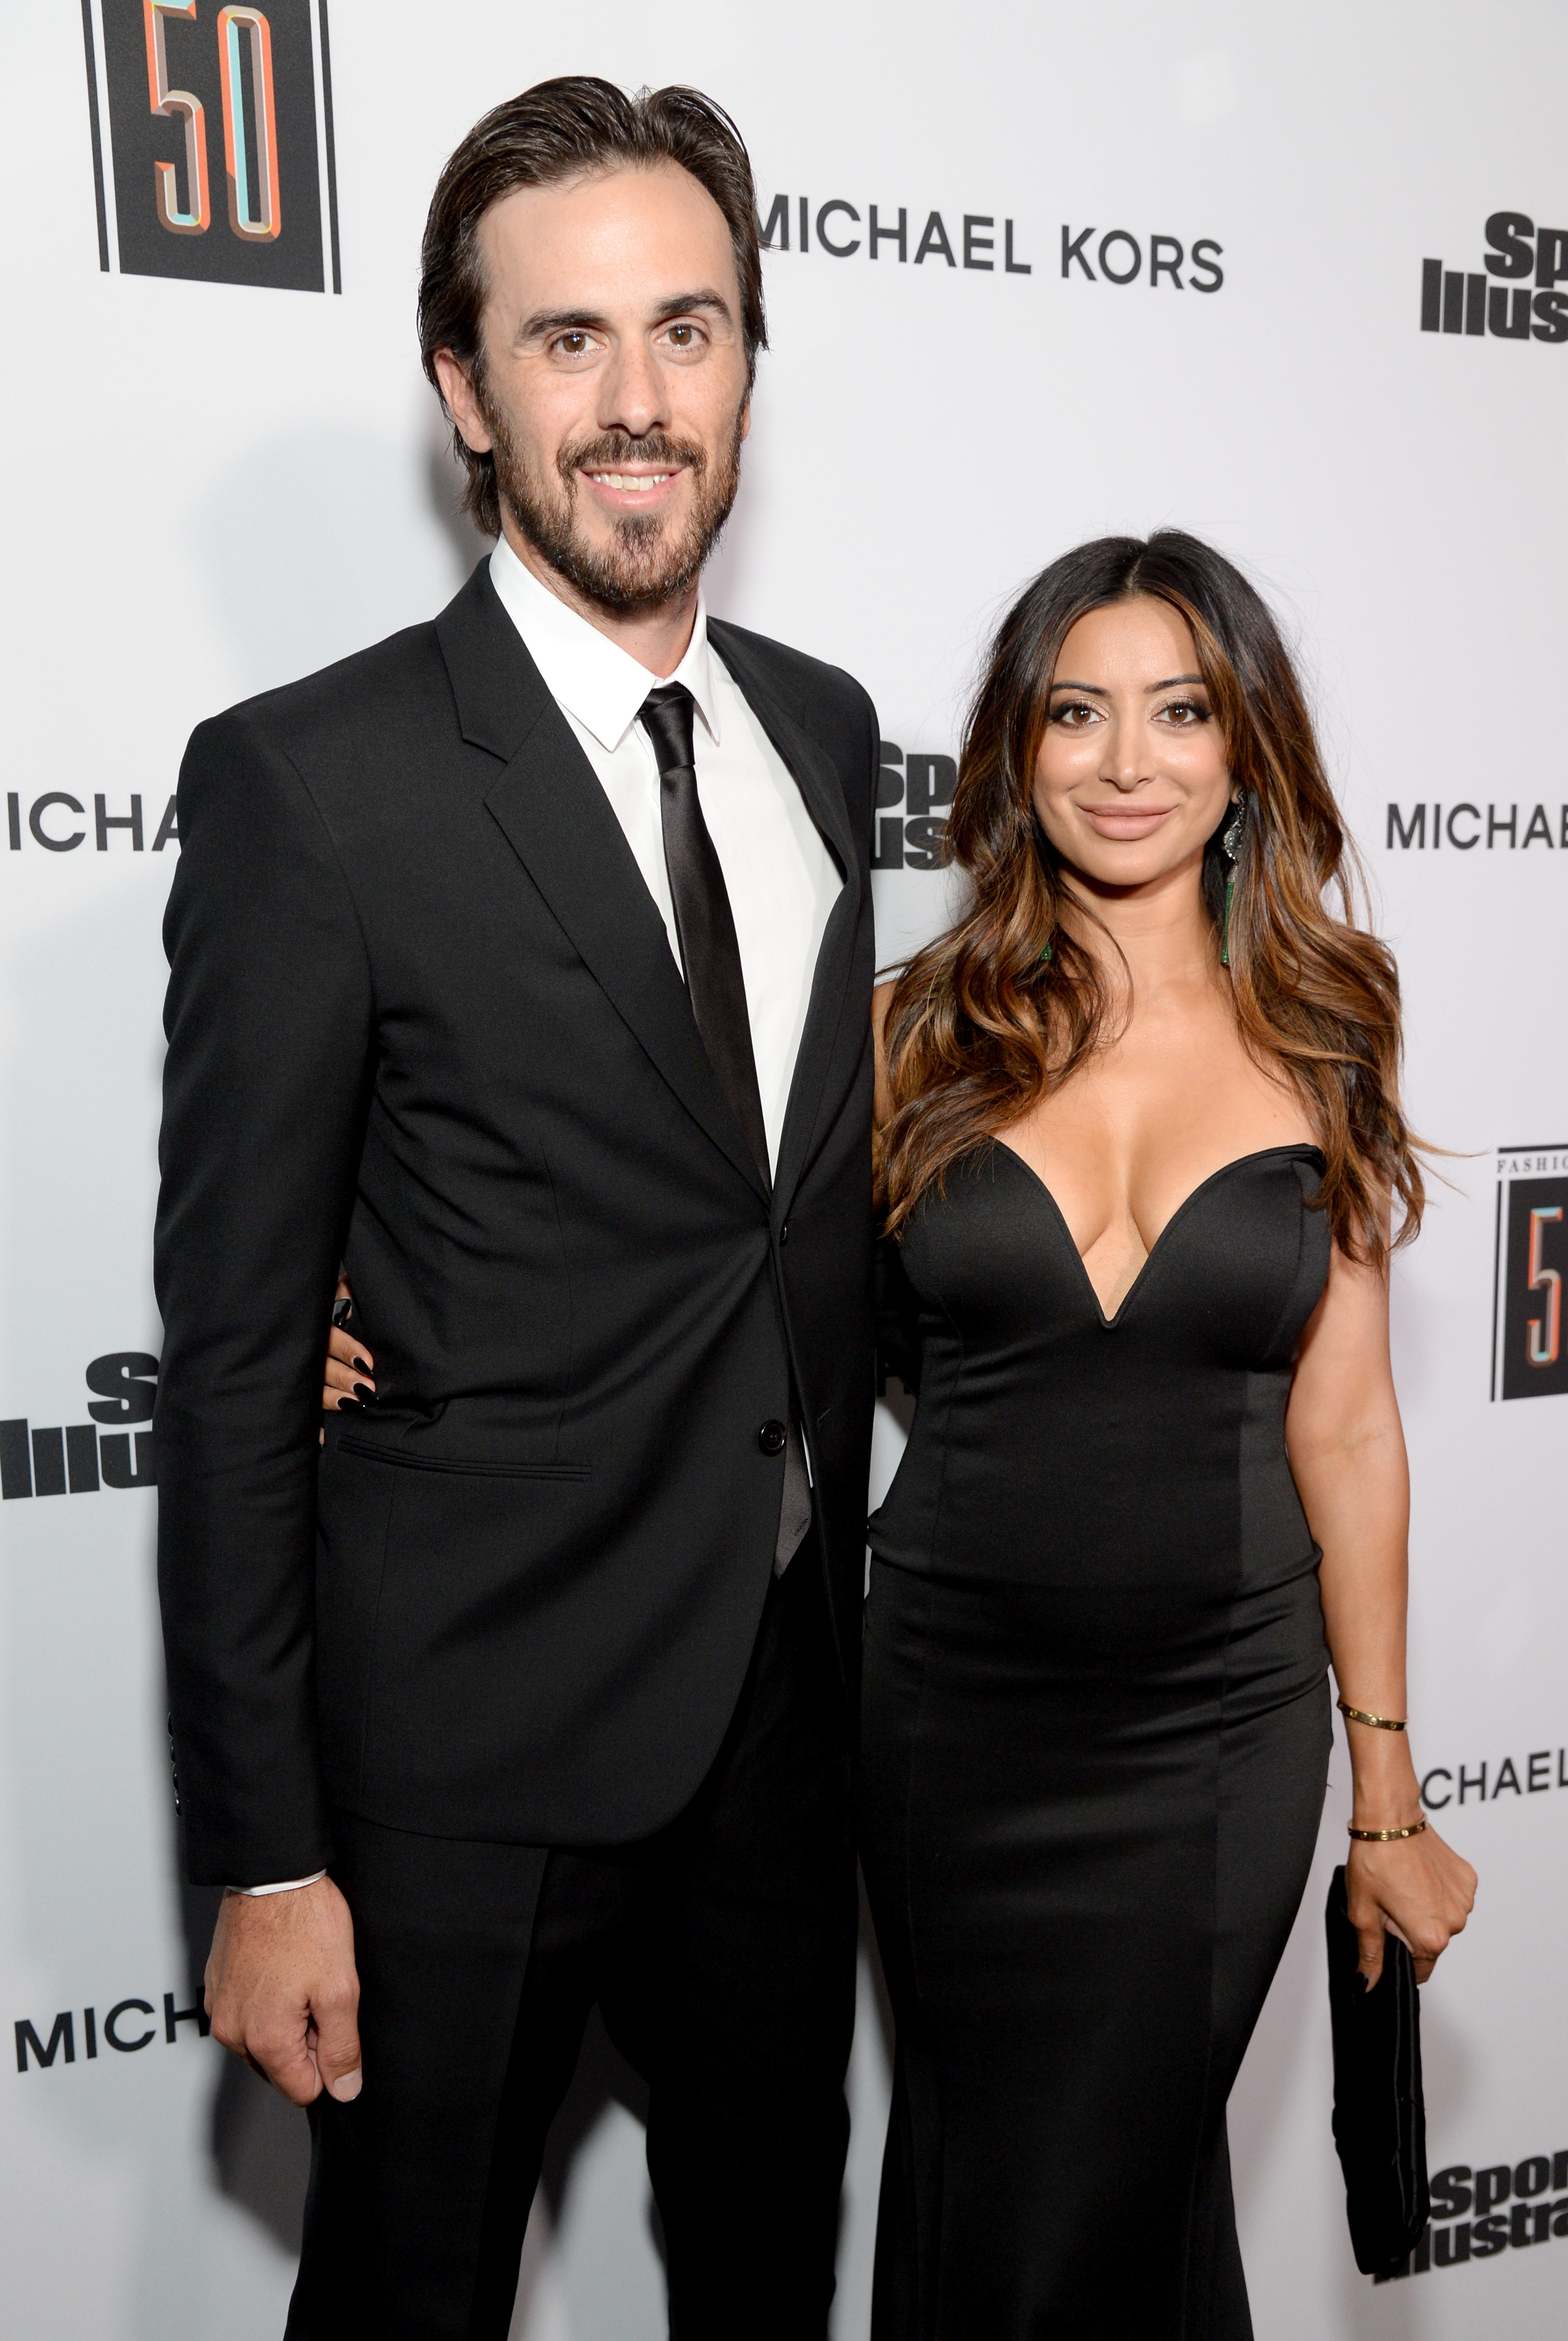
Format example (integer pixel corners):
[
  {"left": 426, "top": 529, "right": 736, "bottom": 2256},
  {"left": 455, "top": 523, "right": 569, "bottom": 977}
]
[{"left": 286, "top": 1553, "right": 858, "bottom": 2340}]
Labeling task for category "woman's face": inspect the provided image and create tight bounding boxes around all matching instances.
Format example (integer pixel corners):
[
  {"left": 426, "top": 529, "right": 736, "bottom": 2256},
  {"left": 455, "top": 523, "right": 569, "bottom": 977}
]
[{"left": 1032, "top": 596, "right": 1234, "bottom": 895}]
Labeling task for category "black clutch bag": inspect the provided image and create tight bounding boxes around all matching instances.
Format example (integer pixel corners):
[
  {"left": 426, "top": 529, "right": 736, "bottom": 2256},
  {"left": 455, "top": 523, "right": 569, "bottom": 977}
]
[{"left": 1325, "top": 1864, "right": 1429, "bottom": 2275}]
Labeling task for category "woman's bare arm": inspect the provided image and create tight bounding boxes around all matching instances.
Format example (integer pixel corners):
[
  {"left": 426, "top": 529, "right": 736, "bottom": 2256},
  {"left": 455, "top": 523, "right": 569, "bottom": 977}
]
[{"left": 1286, "top": 1225, "right": 1476, "bottom": 1987}]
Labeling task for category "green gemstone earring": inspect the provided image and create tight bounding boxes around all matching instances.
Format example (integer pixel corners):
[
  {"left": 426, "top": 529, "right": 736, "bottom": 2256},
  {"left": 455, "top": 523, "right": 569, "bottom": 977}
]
[{"left": 1219, "top": 795, "right": 1247, "bottom": 968}]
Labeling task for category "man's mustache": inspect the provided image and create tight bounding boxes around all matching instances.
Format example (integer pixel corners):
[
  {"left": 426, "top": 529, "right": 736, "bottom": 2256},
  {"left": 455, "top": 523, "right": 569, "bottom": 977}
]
[{"left": 559, "top": 432, "right": 707, "bottom": 485}]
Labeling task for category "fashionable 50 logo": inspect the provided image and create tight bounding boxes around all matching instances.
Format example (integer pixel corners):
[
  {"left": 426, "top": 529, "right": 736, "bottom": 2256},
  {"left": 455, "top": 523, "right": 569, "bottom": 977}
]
[
  {"left": 81, "top": 1, "right": 340, "bottom": 292},
  {"left": 1492, "top": 1146, "right": 1568, "bottom": 1401}
]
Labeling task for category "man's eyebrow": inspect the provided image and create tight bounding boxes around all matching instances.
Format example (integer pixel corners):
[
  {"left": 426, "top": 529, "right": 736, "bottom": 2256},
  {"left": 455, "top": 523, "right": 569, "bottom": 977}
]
[
  {"left": 518, "top": 307, "right": 612, "bottom": 342},
  {"left": 1047, "top": 673, "right": 1206, "bottom": 694},
  {"left": 650, "top": 288, "right": 734, "bottom": 326},
  {"left": 518, "top": 290, "right": 735, "bottom": 342}
]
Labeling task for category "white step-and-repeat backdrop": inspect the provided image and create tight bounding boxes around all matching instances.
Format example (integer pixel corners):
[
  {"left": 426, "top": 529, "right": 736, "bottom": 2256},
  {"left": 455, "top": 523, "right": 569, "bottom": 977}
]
[{"left": 2, "top": 3, "right": 1564, "bottom": 2334}]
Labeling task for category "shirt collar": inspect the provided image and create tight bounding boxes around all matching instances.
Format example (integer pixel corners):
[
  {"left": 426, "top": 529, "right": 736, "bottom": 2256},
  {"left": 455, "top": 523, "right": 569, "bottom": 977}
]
[{"left": 489, "top": 533, "right": 721, "bottom": 753}]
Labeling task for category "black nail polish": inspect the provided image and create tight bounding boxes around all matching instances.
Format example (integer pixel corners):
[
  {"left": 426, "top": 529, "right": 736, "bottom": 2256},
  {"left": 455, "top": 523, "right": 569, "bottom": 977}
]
[
  {"left": 352, "top": 1381, "right": 376, "bottom": 1401},
  {"left": 337, "top": 1397, "right": 366, "bottom": 1412},
  {"left": 351, "top": 1356, "right": 371, "bottom": 1375}
]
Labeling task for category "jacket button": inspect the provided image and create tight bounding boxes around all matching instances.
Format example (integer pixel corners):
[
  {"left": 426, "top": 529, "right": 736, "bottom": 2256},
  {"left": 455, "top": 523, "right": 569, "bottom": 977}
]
[
  {"left": 757, "top": 1419, "right": 787, "bottom": 1455},
  {"left": 778, "top": 1222, "right": 790, "bottom": 1246}
]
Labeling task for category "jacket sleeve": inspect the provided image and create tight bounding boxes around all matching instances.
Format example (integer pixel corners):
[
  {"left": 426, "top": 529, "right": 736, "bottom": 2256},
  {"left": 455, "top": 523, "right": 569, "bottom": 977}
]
[{"left": 154, "top": 710, "right": 374, "bottom": 1887}]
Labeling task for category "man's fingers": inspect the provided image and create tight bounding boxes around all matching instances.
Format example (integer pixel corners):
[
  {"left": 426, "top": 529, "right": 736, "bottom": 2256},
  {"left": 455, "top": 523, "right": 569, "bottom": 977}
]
[
  {"left": 312, "top": 1986, "right": 364, "bottom": 2103},
  {"left": 210, "top": 1989, "right": 322, "bottom": 2104},
  {"left": 240, "top": 2023, "right": 325, "bottom": 2106}
]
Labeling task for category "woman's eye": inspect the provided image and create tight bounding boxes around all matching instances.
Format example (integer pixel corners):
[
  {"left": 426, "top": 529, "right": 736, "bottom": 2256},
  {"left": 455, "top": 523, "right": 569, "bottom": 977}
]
[
  {"left": 1050, "top": 700, "right": 1099, "bottom": 726},
  {"left": 1160, "top": 699, "right": 1211, "bottom": 725}
]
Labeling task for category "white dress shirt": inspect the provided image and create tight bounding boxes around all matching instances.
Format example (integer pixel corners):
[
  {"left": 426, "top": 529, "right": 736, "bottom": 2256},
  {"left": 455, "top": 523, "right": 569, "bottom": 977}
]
[
  {"left": 235, "top": 543, "right": 842, "bottom": 1896},
  {"left": 487, "top": 535, "right": 842, "bottom": 1175}
]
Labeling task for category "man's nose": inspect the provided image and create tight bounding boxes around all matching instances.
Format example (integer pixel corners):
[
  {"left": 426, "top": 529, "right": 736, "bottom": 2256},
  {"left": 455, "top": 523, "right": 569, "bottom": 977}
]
[{"left": 598, "top": 338, "right": 668, "bottom": 439}]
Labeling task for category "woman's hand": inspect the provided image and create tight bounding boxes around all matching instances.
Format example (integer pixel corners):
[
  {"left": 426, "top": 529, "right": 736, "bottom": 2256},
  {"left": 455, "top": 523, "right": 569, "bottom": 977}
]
[
  {"left": 322, "top": 1276, "right": 375, "bottom": 1414},
  {"left": 1345, "top": 1825, "right": 1476, "bottom": 1989}
]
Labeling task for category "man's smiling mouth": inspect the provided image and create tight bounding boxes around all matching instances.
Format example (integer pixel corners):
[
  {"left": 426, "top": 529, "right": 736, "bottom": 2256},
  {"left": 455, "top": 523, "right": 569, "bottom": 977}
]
[{"left": 585, "top": 471, "right": 675, "bottom": 493}]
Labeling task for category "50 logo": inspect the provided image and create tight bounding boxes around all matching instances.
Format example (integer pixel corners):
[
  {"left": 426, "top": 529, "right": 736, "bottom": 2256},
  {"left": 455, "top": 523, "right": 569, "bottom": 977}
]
[
  {"left": 1492, "top": 1146, "right": 1568, "bottom": 1401},
  {"left": 81, "top": 0, "right": 339, "bottom": 292}
]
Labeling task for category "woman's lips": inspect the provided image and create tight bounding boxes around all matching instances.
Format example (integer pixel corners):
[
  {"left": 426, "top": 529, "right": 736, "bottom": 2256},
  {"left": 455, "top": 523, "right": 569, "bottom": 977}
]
[{"left": 1077, "top": 802, "right": 1178, "bottom": 839}]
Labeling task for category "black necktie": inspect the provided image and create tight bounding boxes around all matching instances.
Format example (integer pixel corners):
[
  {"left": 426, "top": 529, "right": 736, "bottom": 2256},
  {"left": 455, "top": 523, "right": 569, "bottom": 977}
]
[
  {"left": 639, "top": 682, "right": 770, "bottom": 1184},
  {"left": 638, "top": 681, "right": 813, "bottom": 1575}
]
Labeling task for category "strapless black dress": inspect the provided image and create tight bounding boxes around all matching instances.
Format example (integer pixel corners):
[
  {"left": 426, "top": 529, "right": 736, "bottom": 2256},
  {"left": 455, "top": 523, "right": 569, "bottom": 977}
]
[{"left": 860, "top": 1143, "right": 1334, "bottom": 2340}]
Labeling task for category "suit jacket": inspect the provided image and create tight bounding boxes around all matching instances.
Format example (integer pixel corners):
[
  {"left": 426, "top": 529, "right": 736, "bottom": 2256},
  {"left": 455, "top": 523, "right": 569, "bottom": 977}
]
[{"left": 155, "top": 561, "right": 878, "bottom": 1888}]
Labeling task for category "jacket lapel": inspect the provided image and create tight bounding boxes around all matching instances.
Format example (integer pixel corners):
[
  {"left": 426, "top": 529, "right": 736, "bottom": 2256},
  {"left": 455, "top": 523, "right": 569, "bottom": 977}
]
[
  {"left": 709, "top": 623, "right": 867, "bottom": 1217},
  {"left": 437, "top": 567, "right": 770, "bottom": 1205}
]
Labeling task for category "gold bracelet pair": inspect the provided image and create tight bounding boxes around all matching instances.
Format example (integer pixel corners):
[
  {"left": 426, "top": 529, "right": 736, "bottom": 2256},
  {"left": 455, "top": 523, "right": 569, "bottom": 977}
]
[{"left": 1336, "top": 1697, "right": 1425, "bottom": 1836}]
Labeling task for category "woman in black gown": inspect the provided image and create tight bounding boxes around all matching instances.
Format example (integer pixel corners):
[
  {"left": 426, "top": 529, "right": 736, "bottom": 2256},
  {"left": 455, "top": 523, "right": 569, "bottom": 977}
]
[{"left": 862, "top": 532, "right": 1475, "bottom": 2338}]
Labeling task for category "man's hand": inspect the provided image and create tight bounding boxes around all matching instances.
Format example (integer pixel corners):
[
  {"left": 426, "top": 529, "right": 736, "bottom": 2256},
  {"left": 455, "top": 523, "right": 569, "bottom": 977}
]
[{"left": 205, "top": 1875, "right": 363, "bottom": 2105}]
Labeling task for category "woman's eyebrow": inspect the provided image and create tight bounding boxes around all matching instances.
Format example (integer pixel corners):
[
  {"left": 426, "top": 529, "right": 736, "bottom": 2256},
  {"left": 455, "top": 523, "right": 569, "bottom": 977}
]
[{"left": 1048, "top": 673, "right": 1206, "bottom": 695}]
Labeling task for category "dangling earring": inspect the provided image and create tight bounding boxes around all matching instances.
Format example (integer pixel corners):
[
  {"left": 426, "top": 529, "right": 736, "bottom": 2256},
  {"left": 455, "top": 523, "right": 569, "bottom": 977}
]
[
  {"left": 1038, "top": 937, "right": 1053, "bottom": 963},
  {"left": 1219, "top": 794, "right": 1247, "bottom": 968}
]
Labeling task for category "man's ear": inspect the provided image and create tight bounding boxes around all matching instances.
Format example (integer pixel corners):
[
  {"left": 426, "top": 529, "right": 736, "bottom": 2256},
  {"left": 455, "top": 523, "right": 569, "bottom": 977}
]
[
  {"left": 433, "top": 348, "right": 494, "bottom": 455},
  {"left": 739, "top": 392, "right": 752, "bottom": 445}
]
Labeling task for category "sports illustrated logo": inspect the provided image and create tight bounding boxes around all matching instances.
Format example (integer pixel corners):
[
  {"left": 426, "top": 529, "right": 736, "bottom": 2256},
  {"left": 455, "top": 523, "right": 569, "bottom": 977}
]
[
  {"left": 1384, "top": 801, "right": 1566, "bottom": 851},
  {"left": 5, "top": 791, "right": 178, "bottom": 855},
  {"left": 80, "top": 0, "right": 340, "bottom": 292},
  {"left": 1377, "top": 2148, "right": 1568, "bottom": 2279},
  {"left": 1420, "top": 1743, "right": 1568, "bottom": 1811},
  {"left": 1491, "top": 1148, "right": 1568, "bottom": 1401},
  {"left": 1421, "top": 212, "right": 1568, "bottom": 343},
  {"left": 872, "top": 741, "right": 955, "bottom": 871},
  {"left": 15, "top": 1991, "right": 210, "bottom": 2073},
  {"left": 1, "top": 1354, "right": 158, "bottom": 1501}
]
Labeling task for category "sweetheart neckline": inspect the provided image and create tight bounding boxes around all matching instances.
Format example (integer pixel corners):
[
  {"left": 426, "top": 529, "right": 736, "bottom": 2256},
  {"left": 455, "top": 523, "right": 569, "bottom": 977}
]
[{"left": 989, "top": 1140, "right": 1326, "bottom": 1332}]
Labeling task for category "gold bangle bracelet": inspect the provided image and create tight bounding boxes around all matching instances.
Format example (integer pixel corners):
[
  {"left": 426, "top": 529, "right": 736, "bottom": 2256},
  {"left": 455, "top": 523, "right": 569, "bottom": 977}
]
[
  {"left": 1347, "top": 1818, "right": 1427, "bottom": 1842},
  {"left": 1337, "top": 1698, "right": 1407, "bottom": 1732}
]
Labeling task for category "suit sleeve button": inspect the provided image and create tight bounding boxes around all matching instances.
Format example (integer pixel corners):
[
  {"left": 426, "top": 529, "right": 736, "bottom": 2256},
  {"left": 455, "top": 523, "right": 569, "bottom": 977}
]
[{"left": 757, "top": 1419, "right": 787, "bottom": 1455}]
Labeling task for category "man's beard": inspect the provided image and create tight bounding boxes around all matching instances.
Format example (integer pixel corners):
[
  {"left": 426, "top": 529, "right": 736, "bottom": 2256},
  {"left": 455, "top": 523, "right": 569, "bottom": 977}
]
[{"left": 480, "top": 388, "right": 745, "bottom": 614}]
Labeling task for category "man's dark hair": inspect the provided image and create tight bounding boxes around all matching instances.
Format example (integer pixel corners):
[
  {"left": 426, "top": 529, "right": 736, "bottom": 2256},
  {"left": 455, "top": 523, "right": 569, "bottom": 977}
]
[{"left": 419, "top": 77, "right": 768, "bottom": 539}]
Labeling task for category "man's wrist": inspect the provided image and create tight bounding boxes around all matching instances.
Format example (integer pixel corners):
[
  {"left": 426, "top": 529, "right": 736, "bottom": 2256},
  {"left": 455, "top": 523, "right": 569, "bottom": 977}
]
[{"left": 229, "top": 1871, "right": 328, "bottom": 1898}]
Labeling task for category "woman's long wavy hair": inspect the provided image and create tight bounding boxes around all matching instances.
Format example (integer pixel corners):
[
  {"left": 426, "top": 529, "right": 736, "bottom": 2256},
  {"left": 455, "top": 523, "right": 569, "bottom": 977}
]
[{"left": 878, "top": 531, "right": 1424, "bottom": 1267}]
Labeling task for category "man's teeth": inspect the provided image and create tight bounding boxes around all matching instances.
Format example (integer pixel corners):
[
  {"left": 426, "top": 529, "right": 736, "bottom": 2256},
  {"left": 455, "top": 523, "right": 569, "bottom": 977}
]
[{"left": 589, "top": 472, "right": 672, "bottom": 492}]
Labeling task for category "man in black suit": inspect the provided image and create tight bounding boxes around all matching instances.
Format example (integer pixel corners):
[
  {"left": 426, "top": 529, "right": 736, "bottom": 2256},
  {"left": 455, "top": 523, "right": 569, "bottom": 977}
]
[{"left": 155, "top": 78, "right": 877, "bottom": 2339}]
